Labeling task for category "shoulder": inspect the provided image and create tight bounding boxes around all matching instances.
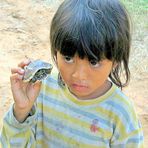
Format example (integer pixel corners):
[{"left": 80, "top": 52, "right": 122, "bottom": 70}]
[
  {"left": 106, "top": 85, "right": 136, "bottom": 114},
  {"left": 105, "top": 85, "right": 138, "bottom": 126},
  {"left": 107, "top": 86, "right": 144, "bottom": 145}
]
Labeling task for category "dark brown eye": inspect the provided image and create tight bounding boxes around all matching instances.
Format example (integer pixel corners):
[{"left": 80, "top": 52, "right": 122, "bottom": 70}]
[
  {"left": 90, "top": 60, "right": 100, "bottom": 68},
  {"left": 63, "top": 56, "right": 74, "bottom": 63}
]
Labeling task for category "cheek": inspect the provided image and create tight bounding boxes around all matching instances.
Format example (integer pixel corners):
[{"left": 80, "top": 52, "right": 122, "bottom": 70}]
[
  {"left": 57, "top": 57, "right": 64, "bottom": 72},
  {"left": 92, "top": 76, "right": 105, "bottom": 85},
  {"left": 90, "top": 68, "right": 111, "bottom": 85},
  {"left": 57, "top": 63, "right": 71, "bottom": 81},
  {"left": 58, "top": 63, "right": 65, "bottom": 75},
  {"left": 56, "top": 56, "right": 70, "bottom": 81}
]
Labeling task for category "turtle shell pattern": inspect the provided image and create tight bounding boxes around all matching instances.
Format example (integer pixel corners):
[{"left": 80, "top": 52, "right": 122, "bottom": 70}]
[{"left": 23, "top": 59, "right": 53, "bottom": 83}]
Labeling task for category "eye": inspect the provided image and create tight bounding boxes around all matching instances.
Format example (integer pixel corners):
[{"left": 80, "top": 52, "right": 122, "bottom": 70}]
[
  {"left": 63, "top": 56, "right": 74, "bottom": 63},
  {"left": 89, "top": 60, "right": 101, "bottom": 68}
]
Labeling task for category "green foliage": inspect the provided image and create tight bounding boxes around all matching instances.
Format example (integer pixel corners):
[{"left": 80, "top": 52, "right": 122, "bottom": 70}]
[
  {"left": 121, "top": 0, "right": 148, "bottom": 75},
  {"left": 121, "top": 0, "right": 148, "bottom": 13},
  {"left": 121, "top": 0, "right": 147, "bottom": 33}
]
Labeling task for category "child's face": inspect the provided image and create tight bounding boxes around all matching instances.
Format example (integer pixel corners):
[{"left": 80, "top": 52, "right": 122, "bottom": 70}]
[{"left": 56, "top": 52, "right": 113, "bottom": 99}]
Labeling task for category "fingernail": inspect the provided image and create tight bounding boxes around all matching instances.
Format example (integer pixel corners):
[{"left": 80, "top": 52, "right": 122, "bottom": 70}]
[{"left": 19, "top": 69, "right": 24, "bottom": 73}]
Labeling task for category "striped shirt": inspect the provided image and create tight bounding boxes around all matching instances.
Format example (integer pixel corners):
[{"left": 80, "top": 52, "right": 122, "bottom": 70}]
[{"left": 0, "top": 72, "right": 144, "bottom": 148}]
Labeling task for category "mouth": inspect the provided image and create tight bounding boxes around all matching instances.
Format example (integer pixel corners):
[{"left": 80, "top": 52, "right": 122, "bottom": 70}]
[{"left": 71, "top": 83, "right": 88, "bottom": 92}]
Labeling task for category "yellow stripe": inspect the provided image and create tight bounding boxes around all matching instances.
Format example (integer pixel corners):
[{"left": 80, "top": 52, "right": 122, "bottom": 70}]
[
  {"left": 126, "top": 142, "right": 144, "bottom": 148},
  {"left": 94, "top": 107, "right": 142, "bottom": 138},
  {"left": 43, "top": 104, "right": 88, "bottom": 129},
  {"left": 36, "top": 139, "right": 49, "bottom": 148},
  {"left": 119, "top": 128, "right": 143, "bottom": 141},
  {"left": 93, "top": 106, "right": 128, "bottom": 136},
  {"left": 38, "top": 103, "right": 112, "bottom": 138},
  {"left": 115, "top": 93, "right": 137, "bottom": 122},
  {"left": 37, "top": 121, "right": 107, "bottom": 148},
  {"left": 4, "top": 122, "right": 23, "bottom": 138},
  {"left": 43, "top": 83, "right": 60, "bottom": 96}
]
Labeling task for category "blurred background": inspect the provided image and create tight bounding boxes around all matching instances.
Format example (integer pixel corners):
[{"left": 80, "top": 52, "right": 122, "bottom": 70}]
[{"left": 0, "top": 0, "right": 147, "bottom": 146}]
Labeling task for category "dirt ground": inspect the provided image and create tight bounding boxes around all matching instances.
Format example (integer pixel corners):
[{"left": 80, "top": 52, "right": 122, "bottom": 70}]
[{"left": 0, "top": 0, "right": 148, "bottom": 147}]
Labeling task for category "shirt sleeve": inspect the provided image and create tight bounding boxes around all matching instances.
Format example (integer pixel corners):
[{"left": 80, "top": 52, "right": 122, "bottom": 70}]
[
  {"left": 0, "top": 104, "right": 37, "bottom": 148},
  {"left": 110, "top": 112, "right": 144, "bottom": 148}
]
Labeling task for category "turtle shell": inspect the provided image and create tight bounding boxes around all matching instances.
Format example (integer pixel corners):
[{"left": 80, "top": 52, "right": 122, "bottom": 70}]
[{"left": 23, "top": 59, "right": 53, "bottom": 83}]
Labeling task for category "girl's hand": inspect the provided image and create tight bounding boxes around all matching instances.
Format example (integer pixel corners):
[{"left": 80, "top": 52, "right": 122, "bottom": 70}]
[{"left": 10, "top": 59, "right": 41, "bottom": 122}]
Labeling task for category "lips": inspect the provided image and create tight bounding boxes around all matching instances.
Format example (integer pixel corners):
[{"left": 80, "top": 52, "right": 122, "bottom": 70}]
[{"left": 71, "top": 83, "right": 88, "bottom": 92}]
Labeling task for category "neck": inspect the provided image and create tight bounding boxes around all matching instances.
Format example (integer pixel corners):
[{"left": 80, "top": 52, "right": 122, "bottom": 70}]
[{"left": 77, "top": 80, "right": 112, "bottom": 100}]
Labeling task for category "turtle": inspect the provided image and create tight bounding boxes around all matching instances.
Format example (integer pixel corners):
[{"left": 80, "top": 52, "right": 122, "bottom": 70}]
[{"left": 22, "top": 59, "right": 53, "bottom": 83}]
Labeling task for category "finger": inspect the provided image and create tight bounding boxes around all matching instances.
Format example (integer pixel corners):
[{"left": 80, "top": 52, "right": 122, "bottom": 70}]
[
  {"left": 18, "top": 59, "right": 31, "bottom": 68},
  {"left": 34, "top": 80, "right": 42, "bottom": 88},
  {"left": 32, "top": 80, "right": 42, "bottom": 93},
  {"left": 32, "top": 81, "right": 42, "bottom": 98},
  {"left": 10, "top": 73, "right": 23, "bottom": 82},
  {"left": 11, "top": 67, "right": 25, "bottom": 75},
  {"left": 26, "top": 80, "right": 42, "bottom": 102}
]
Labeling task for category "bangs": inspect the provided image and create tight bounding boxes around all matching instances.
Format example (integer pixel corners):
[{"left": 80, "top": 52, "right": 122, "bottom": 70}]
[
  {"left": 52, "top": 19, "right": 111, "bottom": 61},
  {"left": 59, "top": 36, "right": 104, "bottom": 61}
]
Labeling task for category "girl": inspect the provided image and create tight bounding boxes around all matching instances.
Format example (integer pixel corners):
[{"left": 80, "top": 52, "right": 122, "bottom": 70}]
[{"left": 0, "top": 0, "right": 144, "bottom": 147}]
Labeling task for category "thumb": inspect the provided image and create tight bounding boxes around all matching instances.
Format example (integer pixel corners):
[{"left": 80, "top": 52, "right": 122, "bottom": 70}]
[
  {"left": 33, "top": 80, "right": 42, "bottom": 92},
  {"left": 28, "top": 80, "right": 42, "bottom": 101}
]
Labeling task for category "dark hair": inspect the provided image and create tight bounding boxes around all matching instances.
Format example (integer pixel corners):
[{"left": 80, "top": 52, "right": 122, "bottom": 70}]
[{"left": 50, "top": 0, "right": 131, "bottom": 88}]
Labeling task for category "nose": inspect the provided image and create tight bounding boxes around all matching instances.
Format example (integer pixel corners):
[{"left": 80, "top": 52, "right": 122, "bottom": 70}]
[{"left": 72, "top": 62, "right": 88, "bottom": 80}]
